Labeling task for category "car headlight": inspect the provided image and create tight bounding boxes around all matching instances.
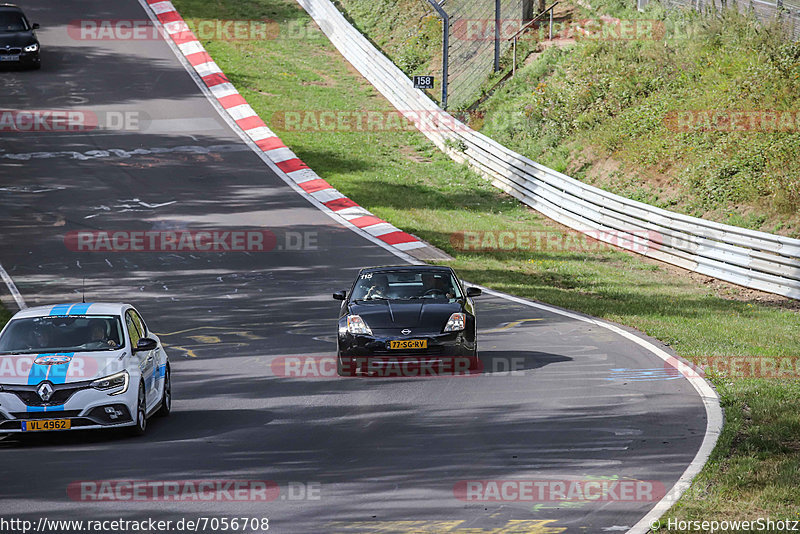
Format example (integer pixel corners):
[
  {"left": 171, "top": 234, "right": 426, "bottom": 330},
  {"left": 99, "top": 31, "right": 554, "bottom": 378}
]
[
  {"left": 24, "top": 43, "right": 39, "bottom": 53},
  {"left": 346, "top": 315, "right": 372, "bottom": 335},
  {"left": 443, "top": 313, "right": 466, "bottom": 332},
  {"left": 90, "top": 371, "right": 129, "bottom": 395}
]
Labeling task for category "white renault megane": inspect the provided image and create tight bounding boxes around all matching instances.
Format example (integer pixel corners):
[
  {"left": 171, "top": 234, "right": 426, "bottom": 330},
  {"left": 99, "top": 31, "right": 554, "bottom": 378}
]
[{"left": 0, "top": 303, "right": 170, "bottom": 436}]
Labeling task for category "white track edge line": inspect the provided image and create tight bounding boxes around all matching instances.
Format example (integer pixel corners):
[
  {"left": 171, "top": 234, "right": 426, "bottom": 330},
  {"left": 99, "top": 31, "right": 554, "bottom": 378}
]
[{"left": 0, "top": 262, "right": 27, "bottom": 310}]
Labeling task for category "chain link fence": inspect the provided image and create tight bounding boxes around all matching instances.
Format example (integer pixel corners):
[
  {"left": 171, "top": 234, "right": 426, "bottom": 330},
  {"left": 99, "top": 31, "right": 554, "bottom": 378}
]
[
  {"left": 639, "top": 0, "right": 800, "bottom": 40},
  {"left": 431, "top": 0, "right": 530, "bottom": 109}
]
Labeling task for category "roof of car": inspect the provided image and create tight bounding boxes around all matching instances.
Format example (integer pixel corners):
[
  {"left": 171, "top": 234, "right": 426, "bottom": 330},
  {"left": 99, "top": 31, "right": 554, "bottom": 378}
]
[
  {"left": 360, "top": 265, "right": 453, "bottom": 273},
  {"left": 11, "top": 303, "right": 131, "bottom": 319}
]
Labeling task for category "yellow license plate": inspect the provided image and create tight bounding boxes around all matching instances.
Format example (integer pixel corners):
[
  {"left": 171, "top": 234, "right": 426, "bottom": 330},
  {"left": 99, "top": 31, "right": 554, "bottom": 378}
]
[
  {"left": 22, "top": 419, "right": 71, "bottom": 432},
  {"left": 389, "top": 339, "right": 427, "bottom": 350}
]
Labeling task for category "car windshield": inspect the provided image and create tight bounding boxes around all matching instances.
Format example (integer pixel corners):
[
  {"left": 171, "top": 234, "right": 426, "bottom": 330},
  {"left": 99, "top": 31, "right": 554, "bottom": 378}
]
[
  {"left": 351, "top": 270, "right": 463, "bottom": 301},
  {"left": 0, "top": 315, "right": 125, "bottom": 354},
  {"left": 0, "top": 12, "right": 28, "bottom": 32}
]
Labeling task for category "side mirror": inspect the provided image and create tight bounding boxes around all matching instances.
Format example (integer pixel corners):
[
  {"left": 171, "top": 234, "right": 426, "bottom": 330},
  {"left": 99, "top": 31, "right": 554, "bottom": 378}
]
[
  {"left": 133, "top": 337, "right": 158, "bottom": 352},
  {"left": 466, "top": 287, "right": 482, "bottom": 298},
  {"left": 333, "top": 290, "right": 347, "bottom": 301},
  {"left": 32, "top": 23, "right": 40, "bottom": 29}
]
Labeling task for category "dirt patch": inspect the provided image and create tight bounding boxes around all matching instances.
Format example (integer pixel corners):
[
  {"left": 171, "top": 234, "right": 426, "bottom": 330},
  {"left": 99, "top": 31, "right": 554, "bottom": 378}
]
[
  {"left": 300, "top": 71, "right": 336, "bottom": 87},
  {"left": 400, "top": 145, "right": 432, "bottom": 163},
  {"left": 567, "top": 145, "right": 621, "bottom": 184},
  {"left": 247, "top": 88, "right": 280, "bottom": 98}
]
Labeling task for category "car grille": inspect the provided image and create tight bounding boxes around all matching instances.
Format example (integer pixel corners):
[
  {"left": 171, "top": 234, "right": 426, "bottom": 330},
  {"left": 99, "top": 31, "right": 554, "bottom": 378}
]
[
  {"left": 1, "top": 48, "right": 22, "bottom": 54},
  {"left": 2, "top": 381, "right": 93, "bottom": 407},
  {"left": 11, "top": 410, "right": 82, "bottom": 420}
]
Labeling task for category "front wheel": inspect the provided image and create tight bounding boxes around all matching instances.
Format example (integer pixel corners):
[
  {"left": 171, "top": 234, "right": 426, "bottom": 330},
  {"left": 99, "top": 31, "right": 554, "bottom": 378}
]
[
  {"left": 126, "top": 382, "right": 147, "bottom": 436},
  {"left": 468, "top": 343, "right": 481, "bottom": 373},
  {"left": 156, "top": 366, "right": 171, "bottom": 417},
  {"left": 337, "top": 354, "right": 356, "bottom": 377}
]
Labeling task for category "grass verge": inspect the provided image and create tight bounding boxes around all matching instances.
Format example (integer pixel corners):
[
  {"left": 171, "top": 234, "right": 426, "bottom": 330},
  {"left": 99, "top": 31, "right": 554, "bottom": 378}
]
[
  {"left": 172, "top": 0, "right": 800, "bottom": 528},
  {"left": 0, "top": 304, "right": 10, "bottom": 329}
]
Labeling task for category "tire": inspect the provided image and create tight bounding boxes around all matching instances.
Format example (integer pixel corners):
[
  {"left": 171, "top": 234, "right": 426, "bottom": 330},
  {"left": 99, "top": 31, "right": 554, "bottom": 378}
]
[
  {"left": 469, "top": 345, "right": 481, "bottom": 373},
  {"left": 156, "top": 366, "right": 171, "bottom": 417},
  {"left": 127, "top": 382, "right": 147, "bottom": 436},
  {"left": 337, "top": 353, "right": 356, "bottom": 377}
]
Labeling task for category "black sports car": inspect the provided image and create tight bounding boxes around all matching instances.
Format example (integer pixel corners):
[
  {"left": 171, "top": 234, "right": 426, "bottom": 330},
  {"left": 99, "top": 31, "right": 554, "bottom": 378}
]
[
  {"left": 0, "top": 4, "right": 40, "bottom": 69},
  {"left": 334, "top": 265, "right": 481, "bottom": 377}
]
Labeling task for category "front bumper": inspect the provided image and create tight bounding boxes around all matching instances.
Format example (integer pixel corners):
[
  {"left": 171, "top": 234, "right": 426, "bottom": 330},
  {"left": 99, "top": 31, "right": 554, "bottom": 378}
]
[
  {"left": 337, "top": 331, "right": 479, "bottom": 376},
  {"left": 0, "top": 50, "right": 40, "bottom": 67},
  {"left": 0, "top": 382, "right": 137, "bottom": 433}
]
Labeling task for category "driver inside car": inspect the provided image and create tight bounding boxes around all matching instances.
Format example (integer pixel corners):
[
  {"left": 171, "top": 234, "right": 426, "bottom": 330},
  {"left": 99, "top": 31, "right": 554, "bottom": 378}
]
[
  {"left": 89, "top": 320, "right": 118, "bottom": 348},
  {"left": 421, "top": 273, "right": 455, "bottom": 299},
  {"left": 365, "top": 274, "right": 390, "bottom": 300}
]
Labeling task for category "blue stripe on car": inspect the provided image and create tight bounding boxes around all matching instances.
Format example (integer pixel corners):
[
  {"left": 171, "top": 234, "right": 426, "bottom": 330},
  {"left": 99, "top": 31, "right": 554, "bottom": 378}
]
[
  {"left": 49, "top": 304, "right": 71, "bottom": 315},
  {"left": 68, "top": 303, "right": 91, "bottom": 315},
  {"left": 27, "top": 359, "right": 48, "bottom": 385},
  {"left": 47, "top": 354, "right": 73, "bottom": 385}
]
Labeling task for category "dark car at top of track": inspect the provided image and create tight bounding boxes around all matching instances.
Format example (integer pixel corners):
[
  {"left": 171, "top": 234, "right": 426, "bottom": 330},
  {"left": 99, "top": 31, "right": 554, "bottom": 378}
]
[
  {"left": 0, "top": 4, "right": 40, "bottom": 69},
  {"left": 333, "top": 265, "right": 481, "bottom": 377}
]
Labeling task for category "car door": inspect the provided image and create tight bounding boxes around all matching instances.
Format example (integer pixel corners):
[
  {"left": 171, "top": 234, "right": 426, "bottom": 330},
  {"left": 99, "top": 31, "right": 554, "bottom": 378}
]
[
  {"left": 129, "top": 309, "right": 161, "bottom": 407},
  {"left": 125, "top": 310, "right": 155, "bottom": 409}
]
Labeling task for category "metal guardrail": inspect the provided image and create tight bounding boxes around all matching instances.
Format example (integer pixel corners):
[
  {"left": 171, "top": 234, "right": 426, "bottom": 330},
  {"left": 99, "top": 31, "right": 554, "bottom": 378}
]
[{"left": 297, "top": 0, "right": 800, "bottom": 300}]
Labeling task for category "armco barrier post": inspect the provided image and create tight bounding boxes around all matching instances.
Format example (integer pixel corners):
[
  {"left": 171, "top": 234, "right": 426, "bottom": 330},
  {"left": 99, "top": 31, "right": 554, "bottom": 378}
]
[
  {"left": 495, "top": 0, "right": 501, "bottom": 71},
  {"left": 425, "top": 0, "right": 449, "bottom": 109}
]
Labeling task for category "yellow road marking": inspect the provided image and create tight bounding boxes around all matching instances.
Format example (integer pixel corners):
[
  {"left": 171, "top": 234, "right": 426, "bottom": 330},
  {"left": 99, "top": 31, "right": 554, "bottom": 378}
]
[
  {"left": 482, "top": 318, "right": 544, "bottom": 334},
  {"left": 161, "top": 341, "right": 248, "bottom": 359},
  {"left": 156, "top": 326, "right": 252, "bottom": 337},
  {"left": 188, "top": 335, "right": 222, "bottom": 344}
]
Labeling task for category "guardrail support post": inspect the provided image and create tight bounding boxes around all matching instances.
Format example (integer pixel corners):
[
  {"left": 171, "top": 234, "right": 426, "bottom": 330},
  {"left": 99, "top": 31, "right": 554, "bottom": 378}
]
[
  {"left": 512, "top": 37, "right": 517, "bottom": 76},
  {"left": 425, "top": 0, "right": 449, "bottom": 109},
  {"left": 494, "top": 0, "right": 501, "bottom": 71}
]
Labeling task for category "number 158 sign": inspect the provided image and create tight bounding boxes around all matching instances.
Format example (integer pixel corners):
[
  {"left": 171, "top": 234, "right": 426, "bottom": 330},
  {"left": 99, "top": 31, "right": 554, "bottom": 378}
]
[{"left": 413, "top": 76, "right": 435, "bottom": 89}]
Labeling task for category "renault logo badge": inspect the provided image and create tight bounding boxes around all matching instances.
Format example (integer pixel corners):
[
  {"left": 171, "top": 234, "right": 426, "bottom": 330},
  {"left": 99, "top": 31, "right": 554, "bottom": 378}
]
[{"left": 37, "top": 382, "right": 54, "bottom": 402}]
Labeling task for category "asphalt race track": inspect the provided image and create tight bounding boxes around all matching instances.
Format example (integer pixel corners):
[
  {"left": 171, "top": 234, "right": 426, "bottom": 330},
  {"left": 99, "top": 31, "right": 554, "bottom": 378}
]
[{"left": 0, "top": 1, "right": 707, "bottom": 532}]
